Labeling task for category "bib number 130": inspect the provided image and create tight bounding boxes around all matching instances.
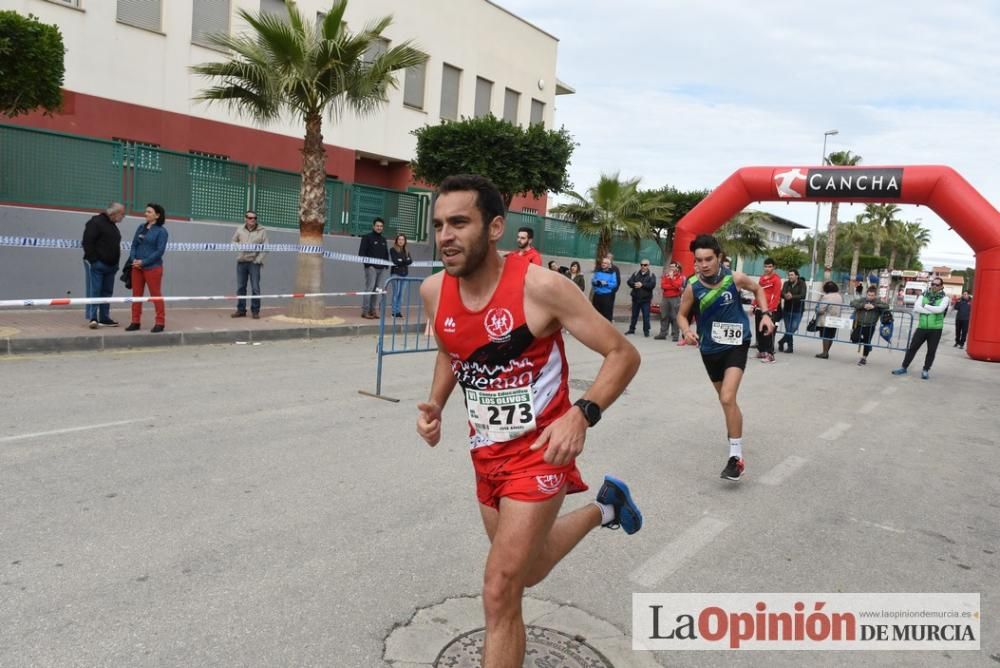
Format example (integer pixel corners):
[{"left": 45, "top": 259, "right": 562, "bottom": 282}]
[{"left": 465, "top": 387, "right": 537, "bottom": 442}]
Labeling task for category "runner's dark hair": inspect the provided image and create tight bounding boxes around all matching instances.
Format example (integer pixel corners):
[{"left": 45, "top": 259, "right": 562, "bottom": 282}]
[
  {"left": 690, "top": 234, "right": 722, "bottom": 256},
  {"left": 437, "top": 174, "right": 506, "bottom": 228}
]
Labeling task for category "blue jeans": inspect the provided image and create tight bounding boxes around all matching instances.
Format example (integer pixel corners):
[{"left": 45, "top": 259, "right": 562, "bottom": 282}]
[
  {"left": 629, "top": 300, "right": 652, "bottom": 334},
  {"left": 363, "top": 265, "right": 387, "bottom": 314},
  {"left": 390, "top": 276, "right": 407, "bottom": 315},
  {"left": 236, "top": 262, "right": 261, "bottom": 313},
  {"left": 779, "top": 310, "right": 803, "bottom": 348},
  {"left": 84, "top": 258, "right": 117, "bottom": 322}
]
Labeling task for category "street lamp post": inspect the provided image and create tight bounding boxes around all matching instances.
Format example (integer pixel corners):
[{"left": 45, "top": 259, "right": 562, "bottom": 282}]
[{"left": 809, "top": 129, "right": 838, "bottom": 295}]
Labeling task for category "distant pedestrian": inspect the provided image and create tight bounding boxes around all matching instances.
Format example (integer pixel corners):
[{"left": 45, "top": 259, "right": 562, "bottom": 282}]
[
  {"left": 813, "top": 281, "right": 843, "bottom": 359},
  {"left": 359, "top": 217, "right": 390, "bottom": 318},
  {"left": 126, "top": 203, "right": 168, "bottom": 333},
  {"left": 953, "top": 291, "right": 972, "bottom": 349},
  {"left": 389, "top": 233, "right": 413, "bottom": 318},
  {"left": 753, "top": 258, "right": 781, "bottom": 363},
  {"left": 850, "top": 285, "right": 889, "bottom": 366},
  {"left": 231, "top": 210, "right": 268, "bottom": 319},
  {"left": 82, "top": 202, "right": 125, "bottom": 329},
  {"left": 569, "top": 261, "right": 586, "bottom": 291},
  {"left": 512, "top": 226, "right": 542, "bottom": 265},
  {"left": 547, "top": 260, "right": 559, "bottom": 271},
  {"left": 655, "top": 261, "right": 685, "bottom": 343},
  {"left": 892, "top": 278, "right": 950, "bottom": 379},
  {"left": 591, "top": 256, "right": 617, "bottom": 321},
  {"left": 625, "top": 259, "right": 656, "bottom": 337},
  {"left": 777, "top": 269, "right": 806, "bottom": 353}
]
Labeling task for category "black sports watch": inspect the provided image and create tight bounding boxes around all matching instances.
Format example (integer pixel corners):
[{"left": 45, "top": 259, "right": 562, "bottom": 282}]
[{"left": 574, "top": 399, "right": 602, "bottom": 427}]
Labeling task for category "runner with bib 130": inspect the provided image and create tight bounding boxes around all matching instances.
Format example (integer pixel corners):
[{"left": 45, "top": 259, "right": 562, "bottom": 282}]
[{"left": 676, "top": 234, "right": 775, "bottom": 482}]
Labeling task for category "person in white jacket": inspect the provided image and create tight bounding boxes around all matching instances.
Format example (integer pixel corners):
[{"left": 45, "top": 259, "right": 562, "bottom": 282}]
[{"left": 891, "top": 278, "right": 950, "bottom": 379}]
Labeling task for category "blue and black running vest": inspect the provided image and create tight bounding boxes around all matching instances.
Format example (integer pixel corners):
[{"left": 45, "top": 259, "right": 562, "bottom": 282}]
[{"left": 688, "top": 268, "right": 752, "bottom": 355}]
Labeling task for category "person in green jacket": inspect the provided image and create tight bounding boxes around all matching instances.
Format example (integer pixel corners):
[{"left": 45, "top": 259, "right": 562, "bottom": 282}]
[
  {"left": 850, "top": 285, "right": 889, "bottom": 366},
  {"left": 892, "top": 278, "right": 949, "bottom": 379}
]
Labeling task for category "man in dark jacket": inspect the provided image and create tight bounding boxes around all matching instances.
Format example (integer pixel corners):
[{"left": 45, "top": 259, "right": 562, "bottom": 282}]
[
  {"left": 82, "top": 202, "right": 125, "bottom": 328},
  {"left": 777, "top": 269, "right": 806, "bottom": 353},
  {"left": 625, "top": 260, "right": 657, "bottom": 337},
  {"left": 953, "top": 291, "right": 972, "bottom": 348},
  {"left": 358, "top": 217, "right": 390, "bottom": 318}
]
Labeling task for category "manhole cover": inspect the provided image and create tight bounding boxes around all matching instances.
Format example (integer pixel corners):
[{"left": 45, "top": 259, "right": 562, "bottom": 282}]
[{"left": 435, "top": 625, "right": 613, "bottom": 667}]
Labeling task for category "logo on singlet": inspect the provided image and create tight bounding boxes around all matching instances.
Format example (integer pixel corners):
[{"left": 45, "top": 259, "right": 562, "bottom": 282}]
[
  {"left": 484, "top": 307, "right": 514, "bottom": 343},
  {"left": 535, "top": 473, "right": 565, "bottom": 494},
  {"left": 443, "top": 316, "right": 457, "bottom": 333}
]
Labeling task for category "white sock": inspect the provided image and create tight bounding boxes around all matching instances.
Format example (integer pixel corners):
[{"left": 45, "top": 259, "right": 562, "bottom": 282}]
[
  {"left": 594, "top": 501, "right": 616, "bottom": 526},
  {"left": 729, "top": 438, "right": 742, "bottom": 459}
]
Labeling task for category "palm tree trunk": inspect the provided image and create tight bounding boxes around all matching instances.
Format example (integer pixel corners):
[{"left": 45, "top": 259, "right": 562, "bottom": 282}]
[
  {"left": 822, "top": 202, "right": 840, "bottom": 281},
  {"left": 849, "top": 243, "right": 861, "bottom": 292},
  {"left": 289, "top": 113, "right": 328, "bottom": 320},
  {"left": 887, "top": 248, "right": 897, "bottom": 274}
]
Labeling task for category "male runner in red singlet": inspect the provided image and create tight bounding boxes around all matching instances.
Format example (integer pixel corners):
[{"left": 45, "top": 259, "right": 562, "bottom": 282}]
[{"left": 417, "top": 175, "right": 642, "bottom": 668}]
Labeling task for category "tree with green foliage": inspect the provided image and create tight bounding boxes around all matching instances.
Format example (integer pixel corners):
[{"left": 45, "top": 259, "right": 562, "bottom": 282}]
[
  {"left": 839, "top": 217, "right": 871, "bottom": 288},
  {"left": 0, "top": 11, "right": 65, "bottom": 118},
  {"left": 550, "top": 173, "right": 670, "bottom": 263},
  {"left": 768, "top": 245, "right": 809, "bottom": 273},
  {"left": 192, "top": 0, "right": 426, "bottom": 319},
  {"left": 861, "top": 203, "right": 901, "bottom": 258},
  {"left": 411, "top": 114, "right": 575, "bottom": 209},
  {"left": 645, "top": 185, "right": 708, "bottom": 262},
  {"left": 821, "top": 150, "right": 862, "bottom": 279},
  {"left": 716, "top": 211, "right": 769, "bottom": 270}
]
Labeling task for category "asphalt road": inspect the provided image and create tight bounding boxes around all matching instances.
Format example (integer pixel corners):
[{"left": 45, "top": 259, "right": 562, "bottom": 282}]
[{"left": 1, "top": 330, "right": 997, "bottom": 667}]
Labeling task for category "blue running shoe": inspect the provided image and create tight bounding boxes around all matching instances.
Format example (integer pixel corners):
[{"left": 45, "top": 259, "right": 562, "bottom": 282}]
[
  {"left": 596, "top": 475, "right": 643, "bottom": 535},
  {"left": 921, "top": 369, "right": 929, "bottom": 380},
  {"left": 891, "top": 368, "right": 908, "bottom": 376}
]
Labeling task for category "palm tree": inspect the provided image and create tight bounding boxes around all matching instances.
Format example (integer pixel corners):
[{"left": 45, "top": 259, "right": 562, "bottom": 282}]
[
  {"left": 861, "top": 203, "right": 902, "bottom": 258},
  {"left": 192, "top": 1, "right": 427, "bottom": 319},
  {"left": 551, "top": 173, "right": 670, "bottom": 263},
  {"left": 821, "top": 150, "right": 862, "bottom": 280},
  {"left": 716, "top": 210, "right": 768, "bottom": 270},
  {"left": 897, "top": 221, "right": 932, "bottom": 269},
  {"left": 839, "top": 217, "right": 871, "bottom": 290}
]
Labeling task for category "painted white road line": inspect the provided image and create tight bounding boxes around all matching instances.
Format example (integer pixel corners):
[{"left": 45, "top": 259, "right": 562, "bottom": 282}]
[
  {"left": 0, "top": 419, "right": 151, "bottom": 444},
  {"left": 858, "top": 400, "right": 880, "bottom": 414},
  {"left": 850, "top": 517, "right": 905, "bottom": 534},
  {"left": 630, "top": 517, "right": 730, "bottom": 588},
  {"left": 819, "top": 422, "right": 852, "bottom": 441},
  {"left": 881, "top": 386, "right": 898, "bottom": 396},
  {"left": 758, "top": 455, "right": 808, "bottom": 486}
]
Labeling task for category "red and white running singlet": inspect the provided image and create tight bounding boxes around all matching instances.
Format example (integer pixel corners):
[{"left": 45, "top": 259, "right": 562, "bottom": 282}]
[{"left": 434, "top": 256, "right": 571, "bottom": 452}]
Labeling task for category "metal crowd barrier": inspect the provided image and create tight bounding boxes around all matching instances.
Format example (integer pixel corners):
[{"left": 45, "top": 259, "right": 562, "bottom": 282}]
[
  {"left": 768, "top": 298, "right": 916, "bottom": 352},
  {"left": 359, "top": 276, "right": 436, "bottom": 402}
]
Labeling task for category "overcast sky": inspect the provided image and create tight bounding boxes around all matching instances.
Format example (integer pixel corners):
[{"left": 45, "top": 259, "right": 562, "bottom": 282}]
[{"left": 500, "top": 0, "right": 1000, "bottom": 269}]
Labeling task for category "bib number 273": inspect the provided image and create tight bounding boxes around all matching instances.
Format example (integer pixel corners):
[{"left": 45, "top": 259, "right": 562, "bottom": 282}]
[{"left": 465, "top": 387, "right": 537, "bottom": 442}]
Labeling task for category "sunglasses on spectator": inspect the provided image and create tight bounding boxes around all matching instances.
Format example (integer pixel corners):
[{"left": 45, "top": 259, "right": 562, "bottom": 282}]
[
  {"left": 640, "top": 263, "right": 649, "bottom": 266},
  {"left": 245, "top": 215, "right": 257, "bottom": 220}
]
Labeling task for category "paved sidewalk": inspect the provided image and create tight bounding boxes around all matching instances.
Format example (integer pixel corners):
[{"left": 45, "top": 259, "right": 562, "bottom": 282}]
[{"left": 0, "top": 302, "right": 644, "bottom": 355}]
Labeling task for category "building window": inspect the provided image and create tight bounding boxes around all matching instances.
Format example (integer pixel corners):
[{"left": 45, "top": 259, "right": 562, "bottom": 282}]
[
  {"left": 529, "top": 98, "right": 545, "bottom": 126},
  {"left": 192, "top": 0, "right": 230, "bottom": 49},
  {"left": 363, "top": 37, "right": 389, "bottom": 64},
  {"left": 260, "top": 0, "right": 284, "bottom": 16},
  {"left": 474, "top": 77, "right": 493, "bottom": 118},
  {"left": 47, "top": 0, "right": 82, "bottom": 8},
  {"left": 403, "top": 60, "right": 426, "bottom": 109},
  {"left": 440, "top": 64, "right": 461, "bottom": 121},
  {"left": 117, "top": 0, "right": 162, "bottom": 32},
  {"left": 503, "top": 88, "right": 520, "bottom": 124}
]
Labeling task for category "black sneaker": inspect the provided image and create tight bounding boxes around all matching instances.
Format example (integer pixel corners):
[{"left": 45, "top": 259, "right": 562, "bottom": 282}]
[
  {"left": 624, "top": 330, "right": 635, "bottom": 335},
  {"left": 653, "top": 334, "right": 667, "bottom": 340},
  {"left": 151, "top": 324, "right": 164, "bottom": 333},
  {"left": 857, "top": 357, "right": 867, "bottom": 366},
  {"left": 98, "top": 319, "right": 119, "bottom": 327},
  {"left": 125, "top": 323, "right": 140, "bottom": 332},
  {"left": 721, "top": 456, "right": 744, "bottom": 481}
]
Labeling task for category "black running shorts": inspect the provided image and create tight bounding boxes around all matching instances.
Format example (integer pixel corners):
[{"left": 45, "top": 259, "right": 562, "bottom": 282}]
[{"left": 700, "top": 341, "right": 750, "bottom": 383}]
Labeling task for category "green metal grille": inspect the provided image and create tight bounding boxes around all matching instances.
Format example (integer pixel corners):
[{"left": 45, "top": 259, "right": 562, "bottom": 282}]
[
  {"left": 253, "top": 167, "right": 347, "bottom": 233},
  {"left": 130, "top": 145, "right": 248, "bottom": 222},
  {"left": 348, "top": 184, "right": 426, "bottom": 241},
  {"left": 0, "top": 124, "right": 121, "bottom": 210}
]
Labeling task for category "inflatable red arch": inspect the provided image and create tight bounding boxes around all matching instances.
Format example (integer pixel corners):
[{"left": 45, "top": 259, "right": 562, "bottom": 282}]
[{"left": 673, "top": 165, "right": 1000, "bottom": 362}]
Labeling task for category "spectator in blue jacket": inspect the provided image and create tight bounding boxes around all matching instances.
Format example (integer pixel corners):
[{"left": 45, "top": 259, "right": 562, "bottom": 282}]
[
  {"left": 591, "top": 255, "right": 618, "bottom": 321},
  {"left": 126, "top": 203, "right": 168, "bottom": 332}
]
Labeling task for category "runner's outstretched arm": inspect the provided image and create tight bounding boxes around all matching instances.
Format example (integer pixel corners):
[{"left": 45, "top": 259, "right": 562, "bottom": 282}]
[
  {"left": 527, "top": 270, "right": 640, "bottom": 465},
  {"left": 417, "top": 276, "right": 457, "bottom": 447}
]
